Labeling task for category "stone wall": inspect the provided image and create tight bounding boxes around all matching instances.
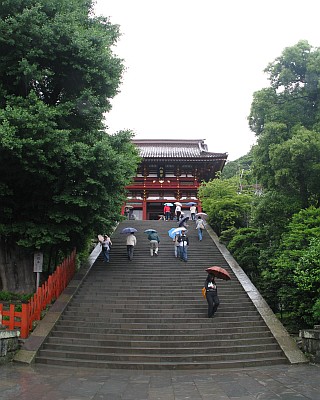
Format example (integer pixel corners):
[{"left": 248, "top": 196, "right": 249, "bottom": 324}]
[
  {"left": 0, "top": 327, "right": 20, "bottom": 364},
  {"left": 299, "top": 325, "right": 320, "bottom": 363}
]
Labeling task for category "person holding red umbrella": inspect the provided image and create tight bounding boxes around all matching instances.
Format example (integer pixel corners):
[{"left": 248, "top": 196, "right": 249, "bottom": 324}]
[{"left": 204, "top": 273, "right": 220, "bottom": 318}]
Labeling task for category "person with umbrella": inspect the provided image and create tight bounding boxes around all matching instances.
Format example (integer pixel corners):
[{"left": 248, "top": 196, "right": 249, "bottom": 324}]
[
  {"left": 178, "top": 216, "right": 189, "bottom": 229},
  {"left": 195, "top": 215, "right": 205, "bottom": 241},
  {"left": 168, "top": 227, "right": 181, "bottom": 258},
  {"left": 188, "top": 203, "right": 197, "bottom": 220},
  {"left": 177, "top": 230, "right": 189, "bottom": 262},
  {"left": 126, "top": 231, "right": 137, "bottom": 261},
  {"left": 174, "top": 202, "right": 182, "bottom": 221},
  {"left": 146, "top": 230, "right": 160, "bottom": 256},
  {"left": 204, "top": 273, "right": 220, "bottom": 318}
]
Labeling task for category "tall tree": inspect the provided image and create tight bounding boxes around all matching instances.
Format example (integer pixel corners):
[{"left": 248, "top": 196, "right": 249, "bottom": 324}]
[
  {"left": 249, "top": 40, "right": 320, "bottom": 208},
  {"left": 0, "top": 0, "right": 140, "bottom": 292}
]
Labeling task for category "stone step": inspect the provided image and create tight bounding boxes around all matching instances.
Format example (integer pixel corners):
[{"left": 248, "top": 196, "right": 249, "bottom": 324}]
[
  {"left": 59, "top": 313, "right": 261, "bottom": 323},
  {"left": 56, "top": 319, "right": 263, "bottom": 328},
  {"left": 37, "top": 348, "right": 285, "bottom": 363},
  {"left": 41, "top": 342, "right": 280, "bottom": 355},
  {"left": 50, "top": 327, "right": 274, "bottom": 341},
  {"left": 46, "top": 335, "right": 276, "bottom": 348},
  {"left": 35, "top": 355, "right": 287, "bottom": 370},
  {"left": 62, "top": 308, "right": 256, "bottom": 317},
  {"left": 57, "top": 318, "right": 266, "bottom": 335}
]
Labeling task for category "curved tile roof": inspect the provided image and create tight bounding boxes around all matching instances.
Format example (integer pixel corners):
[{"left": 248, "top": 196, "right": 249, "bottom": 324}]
[{"left": 132, "top": 139, "right": 227, "bottom": 159}]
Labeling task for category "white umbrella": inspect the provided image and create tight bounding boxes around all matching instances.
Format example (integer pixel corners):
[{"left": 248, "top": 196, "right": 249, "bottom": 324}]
[
  {"left": 171, "top": 227, "right": 187, "bottom": 235},
  {"left": 174, "top": 202, "right": 182, "bottom": 206},
  {"left": 196, "top": 212, "right": 208, "bottom": 218}
]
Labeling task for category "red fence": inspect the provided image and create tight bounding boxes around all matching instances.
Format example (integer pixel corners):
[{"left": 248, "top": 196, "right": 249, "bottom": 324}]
[{"left": 0, "top": 249, "right": 76, "bottom": 339}]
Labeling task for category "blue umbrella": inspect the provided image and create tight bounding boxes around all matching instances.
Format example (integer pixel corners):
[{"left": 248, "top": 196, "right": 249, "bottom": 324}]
[
  {"left": 185, "top": 202, "right": 197, "bottom": 206},
  {"left": 164, "top": 202, "right": 174, "bottom": 206},
  {"left": 144, "top": 229, "right": 157, "bottom": 234},
  {"left": 171, "top": 227, "right": 188, "bottom": 236},
  {"left": 121, "top": 227, "right": 137, "bottom": 234},
  {"left": 168, "top": 228, "right": 178, "bottom": 239}
]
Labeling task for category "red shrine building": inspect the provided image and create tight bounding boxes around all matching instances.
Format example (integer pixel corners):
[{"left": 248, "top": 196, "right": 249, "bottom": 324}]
[{"left": 124, "top": 139, "right": 228, "bottom": 220}]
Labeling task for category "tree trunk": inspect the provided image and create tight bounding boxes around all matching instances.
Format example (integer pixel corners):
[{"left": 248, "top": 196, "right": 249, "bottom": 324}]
[{"left": 0, "top": 237, "right": 35, "bottom": 293}]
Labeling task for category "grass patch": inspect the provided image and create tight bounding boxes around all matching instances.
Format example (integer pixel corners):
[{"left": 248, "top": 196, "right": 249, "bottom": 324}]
[{"left": 0, "top": 291, "right": 32, "bottom": 303}]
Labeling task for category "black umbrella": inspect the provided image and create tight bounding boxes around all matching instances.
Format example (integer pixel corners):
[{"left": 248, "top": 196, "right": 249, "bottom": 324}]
[{"left": 178, "top": 216, "right": 189, "bottom": 227}]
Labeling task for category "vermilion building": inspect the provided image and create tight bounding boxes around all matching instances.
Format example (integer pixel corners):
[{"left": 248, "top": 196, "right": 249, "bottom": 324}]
[{"left": 124, "top": 139, "right": 228, "bottom": 220}]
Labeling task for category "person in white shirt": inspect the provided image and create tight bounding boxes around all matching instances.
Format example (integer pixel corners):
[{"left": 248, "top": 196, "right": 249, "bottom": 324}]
[
  {"left": 196, "top": 216, "right": 205, "bottom": 241},
  {"left": 101, "top": 234, "right": 112, "bottom": 263},
  {"left": 126, "top": 232, "right": 136, "bottom": 261},
  {"left": 175, "top": 204, "right": 182, "bottom": 221},
  {"left": 190, "top": 205, "right": 197, "bottom": 220}
]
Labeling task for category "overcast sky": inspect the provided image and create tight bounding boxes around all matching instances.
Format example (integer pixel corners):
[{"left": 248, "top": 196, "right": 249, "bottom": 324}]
[{"left": 94, "top": 0, "right": 320, "bottom": 161}]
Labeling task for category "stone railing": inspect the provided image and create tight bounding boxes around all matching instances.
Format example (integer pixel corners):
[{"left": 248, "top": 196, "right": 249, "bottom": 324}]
[
  {"left": 0, "top": 325, "right": 20, "bottom": 364},
  {"left": 299, "top": 325, "right": 320, "bottom": 363}
]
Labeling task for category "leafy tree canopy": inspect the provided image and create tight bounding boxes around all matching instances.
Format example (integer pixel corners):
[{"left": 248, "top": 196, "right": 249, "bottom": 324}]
[
  {"left": 269, "top": 207, "right": 320, "bottom": 326},
  {"left": 221, "top": 151, "right": 253, "bottom": 181},
  {"left": 0, "top": 0, "right": 140, "bottom": 279},
  {"left": 249, "top": 41, "right": 320, "bottom": 208},
  {"left": 198, "top": 177, "right": 253, "bottom": 236}
]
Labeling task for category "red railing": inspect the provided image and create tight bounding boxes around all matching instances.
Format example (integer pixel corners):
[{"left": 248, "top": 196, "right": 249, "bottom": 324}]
[{"left": 0, "top": 249, "right": 76, "bottom": 339}]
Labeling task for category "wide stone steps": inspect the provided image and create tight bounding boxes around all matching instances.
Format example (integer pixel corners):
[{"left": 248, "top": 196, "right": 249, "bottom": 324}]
[
  {"left": 62, "top": 310, "right": 256, "bottom": 318},
  {"left": 40, "top": 344, "right": 280, "bottom": 361},
  {"left": 49, "top": 326, "right": 274, "bottom": 341},
  {"left": 45, "top": 335, "right": 276, "bottom": 348},
  {"left": 35, "top": 356, "right": 286, "bottom": 370},
  {"left": 35, "top": 349, "right": 281, "bottom": 366},
  {"left": 35, "top": 219, "right": 289, "bottom": 369},
  {"left": 55, "top": 320, "right": 263, "bottom": 330}
]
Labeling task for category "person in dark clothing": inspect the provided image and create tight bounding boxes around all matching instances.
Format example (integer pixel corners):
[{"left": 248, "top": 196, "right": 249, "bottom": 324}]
[
  {"left": 147, "top": 231, "right": 160, "bottom": 256},
  {"left": 177, "top": 231, "right": 189, "bottom": 262},
  {"left": 204, "top": 273, "right": 220, "bottom": 318}
]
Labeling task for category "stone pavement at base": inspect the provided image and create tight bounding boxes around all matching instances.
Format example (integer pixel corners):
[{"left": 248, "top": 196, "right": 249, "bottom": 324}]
[{"left": 0, "top": 363, "right": 319, "bottom": 400}]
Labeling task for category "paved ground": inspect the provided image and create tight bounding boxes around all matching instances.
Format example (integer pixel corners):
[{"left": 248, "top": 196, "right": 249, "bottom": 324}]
[{"left": 0, "top": 362, "right": 319, "bottom": 400}]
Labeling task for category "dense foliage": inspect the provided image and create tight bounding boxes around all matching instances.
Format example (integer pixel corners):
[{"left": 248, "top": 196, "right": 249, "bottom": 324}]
[
  {"left": 0, "top": 0, "right": 140, "bottom": 291},
  {"left": 198, "top": 175, "right": 254, "bottom": 236},
  {"left": 199, "top": 41, "right": 320, "bottom": 330}
]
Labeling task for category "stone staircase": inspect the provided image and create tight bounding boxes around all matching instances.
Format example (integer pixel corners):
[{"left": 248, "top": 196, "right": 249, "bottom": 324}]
[{"left": 35, "top": 219, "right": 289, "bottom": 369}]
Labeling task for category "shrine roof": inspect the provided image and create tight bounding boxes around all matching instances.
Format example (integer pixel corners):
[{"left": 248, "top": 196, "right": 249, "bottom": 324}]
[{"left": 132, "top": 139, "right": 228, "bottom": 160}]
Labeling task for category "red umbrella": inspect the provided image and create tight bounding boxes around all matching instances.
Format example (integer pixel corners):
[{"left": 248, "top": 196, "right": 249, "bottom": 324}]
[{"left": 205, "top": 266, "right": 231, "bottom": 280}]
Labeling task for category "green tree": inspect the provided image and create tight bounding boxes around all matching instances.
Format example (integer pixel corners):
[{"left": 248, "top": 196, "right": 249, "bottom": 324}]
[
  {"left": 227, "top": 227, "right": 261, "bottom": 281},
  {"left": 249, "top": 41, "right": 320, "bottom": 208},
  {"left": 0, "top": 0, "right": 140, "bottom": 292},
  {"left": 267, "top": 207, "right": 320, "bottom": 327},
  {"left": 198, "top": 176, "right": 253, "bottom": 236},
  {"left": 221, "top": 151, "right": 253, "bottom": 180}
]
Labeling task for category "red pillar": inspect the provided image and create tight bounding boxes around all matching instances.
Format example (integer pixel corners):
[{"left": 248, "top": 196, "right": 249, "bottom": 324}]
[{"left": 142, "top": 200, "right": 147, "bottom": 220}]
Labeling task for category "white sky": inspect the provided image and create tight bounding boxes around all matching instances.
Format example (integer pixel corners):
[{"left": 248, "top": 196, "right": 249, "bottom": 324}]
[{"left": 94, "top": 0, "right": 320, "bottom": 161}]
